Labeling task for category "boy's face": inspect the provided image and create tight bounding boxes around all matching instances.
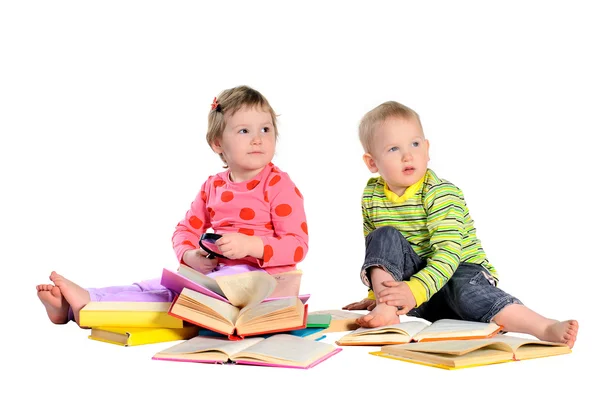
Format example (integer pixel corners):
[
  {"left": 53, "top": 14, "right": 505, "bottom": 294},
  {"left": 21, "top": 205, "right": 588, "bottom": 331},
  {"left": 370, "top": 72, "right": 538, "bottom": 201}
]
[{"left": 363, "top": 116, "right": 430, "bottom": 196}]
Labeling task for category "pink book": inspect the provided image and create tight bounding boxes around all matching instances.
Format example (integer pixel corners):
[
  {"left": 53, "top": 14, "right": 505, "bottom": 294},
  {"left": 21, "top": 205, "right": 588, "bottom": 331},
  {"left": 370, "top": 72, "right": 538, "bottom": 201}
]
[
  {"left": 152, "top": 334, "right": 342, "bottom": 369},
  {"left": 160, "top": 267, "right": 310, "bottom": 304}
]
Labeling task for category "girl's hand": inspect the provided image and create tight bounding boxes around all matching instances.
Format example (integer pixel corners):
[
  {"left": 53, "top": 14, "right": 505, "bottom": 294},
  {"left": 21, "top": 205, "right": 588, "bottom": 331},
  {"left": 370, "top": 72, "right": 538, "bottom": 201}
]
[
  {"left": 182, "top": 249, "right": 218, "bottom": 274},
  {"left": 216, "top": 233, "right": 262, "bottom": 259}
]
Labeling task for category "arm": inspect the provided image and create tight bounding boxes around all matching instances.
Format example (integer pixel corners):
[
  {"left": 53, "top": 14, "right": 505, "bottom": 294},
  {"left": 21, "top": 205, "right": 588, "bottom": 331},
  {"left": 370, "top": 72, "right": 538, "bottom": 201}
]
[
  {"left": 257, "top": 172, "right": 309, "bottom": 268},
  {"left": 403, "top": 183, "right": 465, "bottom": 307},
  {"left": 172, "top": 179, "right": 216, "bottom": 273}
]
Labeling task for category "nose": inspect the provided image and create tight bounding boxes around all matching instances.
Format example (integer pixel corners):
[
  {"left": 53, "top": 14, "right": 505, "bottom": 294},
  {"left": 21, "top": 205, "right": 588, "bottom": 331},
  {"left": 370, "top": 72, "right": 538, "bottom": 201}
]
[
  {"left": 251, "top": 132, "right": 262, "bottom": 145},
  {"left": 402, "top": 150, "right": 413, "bottom": 162}
]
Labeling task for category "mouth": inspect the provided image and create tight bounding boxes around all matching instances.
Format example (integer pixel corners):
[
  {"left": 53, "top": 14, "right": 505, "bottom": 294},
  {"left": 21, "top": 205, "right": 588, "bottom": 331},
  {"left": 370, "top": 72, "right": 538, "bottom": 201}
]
[
  {"left": 403, "top": 166, "right": 415, "bottom": 175},
  {"left": 248, "top": 151, "right": 264, "bottom": 155}
]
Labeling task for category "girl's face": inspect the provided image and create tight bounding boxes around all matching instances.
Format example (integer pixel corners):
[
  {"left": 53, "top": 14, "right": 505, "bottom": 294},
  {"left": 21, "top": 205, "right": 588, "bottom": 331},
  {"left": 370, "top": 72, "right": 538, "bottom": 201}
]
[{"left": 212, "top": 106, "right": 276, "bottom": 182}]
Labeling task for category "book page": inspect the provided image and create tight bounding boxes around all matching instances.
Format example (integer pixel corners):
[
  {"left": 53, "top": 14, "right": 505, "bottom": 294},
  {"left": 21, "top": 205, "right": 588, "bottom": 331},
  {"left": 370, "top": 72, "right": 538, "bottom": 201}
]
[
  {"left": 380, "top": 345, "right": 514, "bottom": 368},
  {"left": 231, "top": 334, "right": 336, "bottom": 366},
  {"left": 215, "top": 271, "right": 276, "bottom": 308},
  {"left": 350, "top": 321, "right": 429, "bottom": 337},
  {"left": 177, "top": 266, "right": 225, "bottom": 297},
  {"left": 414, "top": 319, "right": 501, "bottom": 341},
  {"left": 491, "top": 335, "right": 571, "bottom": 360},
  {"left": 270, "top": 270, "right": 302, "bottom": 298},
  {"left": 382, "top": 338, "right": 515, "bottom": 355},
  {"left": 179, "top": 287, "right": 240, "bottom": 324},
  {"left": 154, "top": 336, "right": 263, "bottom": 359},
  {"left": 237, "top": 297, "right": 299, "bottom": 324}
]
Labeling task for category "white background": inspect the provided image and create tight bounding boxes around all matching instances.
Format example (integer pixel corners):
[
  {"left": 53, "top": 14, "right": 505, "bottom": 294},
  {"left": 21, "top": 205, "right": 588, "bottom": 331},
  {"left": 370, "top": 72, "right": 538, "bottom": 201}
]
[{"left": 1, "top": 1, "right": 598, "bottom": 396}]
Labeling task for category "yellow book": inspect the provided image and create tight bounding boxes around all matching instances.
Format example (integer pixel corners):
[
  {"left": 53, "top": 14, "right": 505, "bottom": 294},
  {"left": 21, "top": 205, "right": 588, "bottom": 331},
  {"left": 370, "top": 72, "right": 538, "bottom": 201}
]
[
  {"left": 89, "top": 325, "right": 200, "bottom": 346},
  {"left": 79, "top": 302, "right": 184, "bottom": 328},
  {"left": 370, "top": 335, "right": 571, "bottom": 370}
]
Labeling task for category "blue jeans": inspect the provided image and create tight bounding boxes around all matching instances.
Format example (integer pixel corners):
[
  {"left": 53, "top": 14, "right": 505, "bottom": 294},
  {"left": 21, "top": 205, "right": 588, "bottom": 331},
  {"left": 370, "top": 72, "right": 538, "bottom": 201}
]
[{"left": 360, "top": 226, "right": 522, "bottom": 323}]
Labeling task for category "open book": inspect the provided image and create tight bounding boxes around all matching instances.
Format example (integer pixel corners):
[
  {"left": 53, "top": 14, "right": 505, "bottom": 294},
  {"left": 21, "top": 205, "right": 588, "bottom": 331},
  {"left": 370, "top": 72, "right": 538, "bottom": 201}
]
[
  {"left": 152, "top": 334, "right": 342, "bottom": 369},
  {"left": 370, "top": 335, "right": 571, "bottom": 369},
  {"left": 160, "top": 266, "right": 310, "bottom": 304},
  {"left": 336, "top": 319, "right": 502, "bottom": 346},
  {"left": 168, "top": 271, "right": 307, "bottom": 339}
]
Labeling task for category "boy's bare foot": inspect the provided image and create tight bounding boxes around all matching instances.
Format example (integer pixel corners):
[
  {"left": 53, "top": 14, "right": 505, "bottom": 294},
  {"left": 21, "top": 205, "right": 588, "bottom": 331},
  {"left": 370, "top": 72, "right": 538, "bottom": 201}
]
[
  {"left": 37, "top": 283, "right": 69, "bottom": 324},
  {"left": 543, "top": 320, "right": 579, "bottom": 349},
  {"left": 356, "top": 302, "right": 400, "bottom": 328},
  {"left": 50, "top": 271, "right": 90, "bottom": 325}
]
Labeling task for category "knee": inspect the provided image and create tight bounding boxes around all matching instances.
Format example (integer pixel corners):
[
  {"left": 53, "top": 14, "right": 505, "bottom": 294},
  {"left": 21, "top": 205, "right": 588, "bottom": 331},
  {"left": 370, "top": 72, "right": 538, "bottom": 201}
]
[{"left": 366, "top": 226, "right": 403, "bottom": 245}]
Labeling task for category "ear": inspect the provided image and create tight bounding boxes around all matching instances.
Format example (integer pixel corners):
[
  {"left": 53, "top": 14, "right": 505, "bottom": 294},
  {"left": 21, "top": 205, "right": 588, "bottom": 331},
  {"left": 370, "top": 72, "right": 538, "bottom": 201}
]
[
  {"left": 363, "top": 153, "right": 378, "bottom": 173},
  {"left": 211, "top": 139, "right": 223, "bottom": 154},
  {"left": 424, "top": 139, "right": 430, "bottom": 162}
]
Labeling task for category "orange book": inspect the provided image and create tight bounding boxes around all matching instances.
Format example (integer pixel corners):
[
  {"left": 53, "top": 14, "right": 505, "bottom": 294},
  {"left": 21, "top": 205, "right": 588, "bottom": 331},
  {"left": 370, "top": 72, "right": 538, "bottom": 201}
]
[
  {"left": 167, "top": 270, "right": 307, "bottom": 340},
  {"left": 336, "top": 319, "right": 502, "bottom": 346}
]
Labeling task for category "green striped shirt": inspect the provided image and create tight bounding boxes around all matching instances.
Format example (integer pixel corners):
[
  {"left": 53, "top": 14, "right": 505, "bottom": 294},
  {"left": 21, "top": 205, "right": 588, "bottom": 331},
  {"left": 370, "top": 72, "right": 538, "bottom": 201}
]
[{"left": 362, "top": 169, "right": 497, "bottom": 306}]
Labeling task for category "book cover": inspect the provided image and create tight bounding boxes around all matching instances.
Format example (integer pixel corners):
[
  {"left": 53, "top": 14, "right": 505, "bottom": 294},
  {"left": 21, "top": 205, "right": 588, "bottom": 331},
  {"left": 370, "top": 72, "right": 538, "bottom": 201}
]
[
  {"left": 79, "top": 301, "right": 184, "bottom": 328},
  {"left": 88, "top": 325, "right": 199, "bottom": 346}
]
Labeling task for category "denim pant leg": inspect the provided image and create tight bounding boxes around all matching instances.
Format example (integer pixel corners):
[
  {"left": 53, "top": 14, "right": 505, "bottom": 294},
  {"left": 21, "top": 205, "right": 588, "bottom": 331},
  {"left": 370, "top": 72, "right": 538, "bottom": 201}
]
[
  {"left": 360, "top": 226, "right": 425, "bottom": 288},
  {"left": 435, "top": 263, "right": 523, "bottom": 323}
]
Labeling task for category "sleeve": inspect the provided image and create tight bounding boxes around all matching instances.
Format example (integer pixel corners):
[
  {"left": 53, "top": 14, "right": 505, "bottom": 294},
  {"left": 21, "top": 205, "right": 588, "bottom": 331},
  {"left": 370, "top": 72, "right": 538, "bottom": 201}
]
[
  {"left": 404, "top": 183, "right": 466, "bottom": 307},
  {"left": 172, "top": 178, "right": 212, "bottom": 264},
  {"left": 362, "top": 185, "right": 376, "bottom": 299},
  {"left": 257, "top": 172, "right": 309, "bottom": 269}
]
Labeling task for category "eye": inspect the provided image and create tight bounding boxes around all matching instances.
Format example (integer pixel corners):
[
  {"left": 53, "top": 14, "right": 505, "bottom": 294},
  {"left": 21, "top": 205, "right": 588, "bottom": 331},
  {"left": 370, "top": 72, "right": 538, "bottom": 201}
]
[
  {"left": 261, "top": 127, "right": 270, "bottom": 133},
  {"left": 411, "top": 141, "right": 420, "bottom": 148},
  {"left": 238, "top": 128, "right": 248, "bottom": 134},
  {"left": 388, "top": 146, "right": 399, "bottom": 152}
]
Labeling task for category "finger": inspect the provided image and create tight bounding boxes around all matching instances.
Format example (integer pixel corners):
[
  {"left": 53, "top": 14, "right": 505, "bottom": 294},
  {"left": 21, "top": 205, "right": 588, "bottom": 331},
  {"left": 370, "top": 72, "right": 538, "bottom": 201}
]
[
  {"left": 396, "top": 306, "right": 412, "bottom": 316},
  {"left": 380, "top": 299, "right": 405, "bottom": 307},
  {"left": 367, "top": 302, "right": 376, "bottom": 310},
  {"left": 381, "top": 280, "right": 402, "bottom": 287}
]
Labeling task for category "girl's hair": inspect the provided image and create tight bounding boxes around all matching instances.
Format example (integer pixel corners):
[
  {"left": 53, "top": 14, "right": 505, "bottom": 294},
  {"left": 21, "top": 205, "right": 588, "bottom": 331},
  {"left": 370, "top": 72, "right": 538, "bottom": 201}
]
[
  {"left": 207, "top": 85, "right": 279, "bottom": 166},
  {"left": 358, "top": 101, "right": 422, "bottom": 153}
]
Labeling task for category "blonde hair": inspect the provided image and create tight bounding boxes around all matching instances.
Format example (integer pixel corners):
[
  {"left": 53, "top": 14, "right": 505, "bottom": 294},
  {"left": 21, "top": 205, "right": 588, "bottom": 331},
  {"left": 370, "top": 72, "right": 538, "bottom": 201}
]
[
  {"left": 206, "top": 85, "right": 279, "bottom": 166},
  {"left": 358, "top": 101, "right": 423, "bottom": 153}
]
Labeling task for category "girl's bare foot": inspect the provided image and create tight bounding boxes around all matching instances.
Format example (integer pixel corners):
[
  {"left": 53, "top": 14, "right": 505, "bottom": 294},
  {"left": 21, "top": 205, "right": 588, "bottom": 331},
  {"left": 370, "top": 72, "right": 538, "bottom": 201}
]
[
  {"left": 36, "top": 283, "right": 69, "bottom": 324},
  {"left": 356, "top": 302, "right": 400, "bottom": 328},
  {"left": 50, "top": 271, "right": 90, "bottom": 325},
  {"left": 544, "top": 320, "right": 579, "bottom": 349}
]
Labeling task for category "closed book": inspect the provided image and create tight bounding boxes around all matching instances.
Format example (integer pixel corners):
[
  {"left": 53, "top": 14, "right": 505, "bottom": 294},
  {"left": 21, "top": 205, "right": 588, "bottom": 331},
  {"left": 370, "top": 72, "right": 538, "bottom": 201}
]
[
  {"left": 79, "top": 301, "right": 184, "bottom": 328},
  {"left": 89, "top": 325, "right": 200, "bottom": 346}
]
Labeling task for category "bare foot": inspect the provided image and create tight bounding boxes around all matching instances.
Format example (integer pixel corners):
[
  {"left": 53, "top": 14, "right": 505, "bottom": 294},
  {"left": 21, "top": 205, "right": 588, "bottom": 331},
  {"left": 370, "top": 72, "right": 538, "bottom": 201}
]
[
  {"left": 37, "top": 283, "right": 69, "bottom": 324},
  {"left": 356, "top": 303, "right": 400, "bottom": 328},
  {"left": 543, "top": 320, "right": 579, "bottom": 348},
  {"left": 50, "top": 271, "right": 90, "bottom": 326}
]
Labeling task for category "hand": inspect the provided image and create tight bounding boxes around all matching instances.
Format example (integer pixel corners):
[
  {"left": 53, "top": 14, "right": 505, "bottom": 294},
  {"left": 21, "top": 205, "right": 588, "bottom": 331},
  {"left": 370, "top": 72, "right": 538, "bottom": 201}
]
[
  {"left": 182, "top": 248, "right": 218, "bottom": 274},
  {"left": 215, "top": 233, "right": 261, "bottom": 259},
  {"left": 342, "top": 298, "right": 376, "bottom": 311},
  {"left": 378, "top": 280, "right": 416, "bottom": 315}
]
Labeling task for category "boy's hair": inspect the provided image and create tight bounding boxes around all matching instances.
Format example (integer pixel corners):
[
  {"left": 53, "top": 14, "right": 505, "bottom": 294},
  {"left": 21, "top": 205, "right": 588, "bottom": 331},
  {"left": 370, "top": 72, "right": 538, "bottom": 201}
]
[
  {"left": 358, "top": 101, "right": 423, "bottom": 153},
  {"left": 207, "top": 85, "right": 279, "bottom": 166}
]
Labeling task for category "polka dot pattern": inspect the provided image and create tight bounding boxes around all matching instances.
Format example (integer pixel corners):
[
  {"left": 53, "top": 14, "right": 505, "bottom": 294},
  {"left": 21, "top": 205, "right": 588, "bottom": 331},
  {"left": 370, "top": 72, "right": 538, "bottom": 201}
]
[
  {"left": 264, "top": 191, "right": 269, "bottom": 202},
  {"left": 301, "top": 222, "right": 308, "bottom": 234},
  {"left": 247, "top": 180, "right": 260, "bottom": 190},
  {"left": 214, "top": 180, "right": 226, "bottom": 188},
  {"left": 239, "top": 208, "right": 255, "bottom": 220},
  {"left": 182, "top": 240, "right": 196, "bottom": 248},
  {"left": 201, "top": 191, "right": 207, "bottom": 202},
  {"left": 264, "top": 245, "right": 274, "bottom": 262},
  {"left": 275, "top": 204, "right": 292, "bottom": 217},
  {"left": 268, "top": 175, "right": 281, "bottom": 186},
  {"left": 239, "top": 228, "right": 254, "bottom": 236},
  {"left": 189, "top": 216, "right": 203, "bottom": 229},
  {"left": 294, "top": 246, "right": 304, "bottom": 262},
  {"left": 295, "top": 187, "right": 303, "bottom": 198},
  {"left": 221, "top": 191, "right": 234, "bottom": 202}
]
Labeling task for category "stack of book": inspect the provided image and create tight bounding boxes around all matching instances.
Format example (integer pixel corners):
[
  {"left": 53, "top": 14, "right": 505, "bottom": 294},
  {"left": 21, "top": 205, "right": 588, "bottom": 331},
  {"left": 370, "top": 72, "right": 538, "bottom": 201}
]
[{"left": 79, "top": 301, "right": 199, "bottom": 347}]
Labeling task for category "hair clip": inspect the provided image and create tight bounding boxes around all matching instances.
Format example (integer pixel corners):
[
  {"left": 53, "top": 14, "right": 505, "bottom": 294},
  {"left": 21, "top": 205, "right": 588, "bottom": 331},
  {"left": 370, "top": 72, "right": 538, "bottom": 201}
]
[{"left": 211, "top": 97, "right": 222, "bottom": 112}]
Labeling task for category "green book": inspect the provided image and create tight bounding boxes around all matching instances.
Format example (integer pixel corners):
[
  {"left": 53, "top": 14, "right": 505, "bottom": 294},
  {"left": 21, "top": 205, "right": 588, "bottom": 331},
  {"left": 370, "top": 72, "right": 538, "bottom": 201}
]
[{"left": 307, "top": 314, "right": 332, "bottom": 328}]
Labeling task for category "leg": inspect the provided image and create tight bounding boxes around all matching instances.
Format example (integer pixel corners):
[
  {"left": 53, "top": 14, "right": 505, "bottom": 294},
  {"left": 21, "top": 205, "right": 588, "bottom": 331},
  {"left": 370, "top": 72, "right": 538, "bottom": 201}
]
[
  {"left": 492, "top": 305, "right": 578, "bottom": 348},
  {"left": 357, "top": 227, "right": 425, "bottom": 328}
]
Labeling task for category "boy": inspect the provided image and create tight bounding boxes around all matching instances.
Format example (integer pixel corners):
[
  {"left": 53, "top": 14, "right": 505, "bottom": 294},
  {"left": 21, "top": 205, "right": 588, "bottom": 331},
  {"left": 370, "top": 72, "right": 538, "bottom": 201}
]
[{"left": 343, "top": 101, "right": 578, "bottom": 348}]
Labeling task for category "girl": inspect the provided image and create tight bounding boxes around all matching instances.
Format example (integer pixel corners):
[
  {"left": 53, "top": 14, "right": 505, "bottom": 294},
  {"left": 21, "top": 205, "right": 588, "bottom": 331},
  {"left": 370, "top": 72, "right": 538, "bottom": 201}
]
[{"left": 37, "top": 86, "right": 309, "bottom": 326}]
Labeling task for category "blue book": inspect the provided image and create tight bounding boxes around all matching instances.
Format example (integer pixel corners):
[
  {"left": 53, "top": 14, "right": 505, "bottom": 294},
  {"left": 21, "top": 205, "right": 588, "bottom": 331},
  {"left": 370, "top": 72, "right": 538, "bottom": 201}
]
[{"left": 197, "top": 326, "right": 326, "bottom": 340}]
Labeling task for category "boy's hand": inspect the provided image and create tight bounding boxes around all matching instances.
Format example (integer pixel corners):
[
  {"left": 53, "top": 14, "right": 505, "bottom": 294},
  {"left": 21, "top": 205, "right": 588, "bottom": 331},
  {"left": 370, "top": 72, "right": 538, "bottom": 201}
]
[
  {"left": 378, "top": 280, "right": 416, "bottom": 315},
  {"left": 342, "top": 298, "right": 376, "bottom": 311},
  {"left": 182, "top": 248, "right": 218, "bottom": 274},
  {"left": 216, "top": 233, "right": 262, "bottom": 259}
]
